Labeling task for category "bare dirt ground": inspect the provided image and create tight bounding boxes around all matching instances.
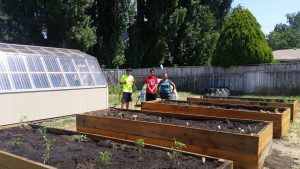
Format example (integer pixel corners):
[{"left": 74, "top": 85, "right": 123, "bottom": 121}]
[{"left": 264, "top": 111, "right": 300, "bottom": 169}]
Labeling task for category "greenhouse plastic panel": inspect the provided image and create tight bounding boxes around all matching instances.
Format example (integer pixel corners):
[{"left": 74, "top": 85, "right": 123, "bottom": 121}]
[{"left": 0, "top": 43, "right": 107, "bottom": 93}]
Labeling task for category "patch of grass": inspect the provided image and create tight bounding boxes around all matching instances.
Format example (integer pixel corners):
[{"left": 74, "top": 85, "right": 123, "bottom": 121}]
[{"left": 42, "top": 117, "right": 75, "bottom": 130}]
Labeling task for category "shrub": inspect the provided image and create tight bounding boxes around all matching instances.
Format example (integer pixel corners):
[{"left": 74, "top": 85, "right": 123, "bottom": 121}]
[{"left": 212, "top": 8, "right": 273, "bottom": 67}]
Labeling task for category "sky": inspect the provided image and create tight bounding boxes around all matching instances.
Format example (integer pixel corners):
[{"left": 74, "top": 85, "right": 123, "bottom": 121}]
[{"left": 232, "top": 0, "right": 300, "bottom": 35}]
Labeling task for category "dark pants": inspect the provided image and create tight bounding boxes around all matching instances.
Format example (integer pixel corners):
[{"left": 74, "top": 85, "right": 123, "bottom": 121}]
[
  {"left": 122, "top": 92, "right": 132, "bottom": 103},
  {"left": 146, "top": 93, "right": 156, "bottom": 101},
  {"left": 160, "top": 93, "right": 171, "bottom": 100}
]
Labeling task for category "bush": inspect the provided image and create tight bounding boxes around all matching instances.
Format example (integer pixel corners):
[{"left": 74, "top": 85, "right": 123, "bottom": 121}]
[{"left": 212, "top": 8, "right": 273, "bottom": 67}]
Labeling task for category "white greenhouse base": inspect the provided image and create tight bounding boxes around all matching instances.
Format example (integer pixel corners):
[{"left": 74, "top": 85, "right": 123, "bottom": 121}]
[{"left": 0, "top": 87, "right": 108, "bottom": 125}]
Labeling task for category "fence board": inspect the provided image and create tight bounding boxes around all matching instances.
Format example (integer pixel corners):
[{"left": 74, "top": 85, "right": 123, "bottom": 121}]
[{"left": 103, "top": 63, "right": 300, "bottom": 94}]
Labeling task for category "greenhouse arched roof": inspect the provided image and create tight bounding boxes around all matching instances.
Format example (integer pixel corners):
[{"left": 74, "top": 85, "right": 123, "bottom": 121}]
[{"left": 0, "top": 43, "right": 107, "bottom": 93}]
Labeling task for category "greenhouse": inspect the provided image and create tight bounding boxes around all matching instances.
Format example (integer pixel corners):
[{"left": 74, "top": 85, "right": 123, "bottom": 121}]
[{"left": 0, "top": 43, "right": 108, "bottom": 125}]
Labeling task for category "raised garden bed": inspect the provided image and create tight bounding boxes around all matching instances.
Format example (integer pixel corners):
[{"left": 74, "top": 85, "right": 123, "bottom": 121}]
[
  {"left": 190, "top": 96, "right": 298, "bottom": 121},
  {"left": 0, "top": 125, "right": 232, "bottom": 169},
  {"left": 141, "top": 100, "right": 290, "bottom": 138},
  {"left": 76, "top": 108, "right": 273, "bottom": 169}
]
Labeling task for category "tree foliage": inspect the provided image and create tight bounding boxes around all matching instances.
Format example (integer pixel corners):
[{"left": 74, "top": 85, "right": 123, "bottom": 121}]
[
  {"left": 0, "top": 0, "right": 234, "bottom": 68},
  {"left": 212, "top": 8, "right": 273, "bottom": 67},
  {"left": 267, "top": 12, "right": 300, "bottom": 50},
  {"left": 0, "top": 0, "right": 96, "bottom": 51}
]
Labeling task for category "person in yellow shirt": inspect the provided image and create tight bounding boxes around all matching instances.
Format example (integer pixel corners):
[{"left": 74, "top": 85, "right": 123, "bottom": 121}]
[{"left": 120, "top": 68, "right": 135, "bottom": 109}]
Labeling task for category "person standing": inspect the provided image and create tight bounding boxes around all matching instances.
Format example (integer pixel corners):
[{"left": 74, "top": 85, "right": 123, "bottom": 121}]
[
  {"left": 144, "top": 69, "right": 158, "bottom": 101},
  {"left": 120, "top": 68, "right": 135, "bottom": 109},
  {"left": 158, "top": 73, "right": 176, "bottom": 100}
]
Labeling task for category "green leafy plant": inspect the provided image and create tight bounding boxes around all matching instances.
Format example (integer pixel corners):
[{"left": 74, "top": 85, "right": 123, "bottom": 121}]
[
  {"left": 74, "top": 135, "right": 87, "bottom": 143},
  {"left": 11, "top": 137, "right": 21, "bottom": 149},
  {"left": 98, "top": 151, "right": 112, "bottom": 167},
  {"left": 134, "top": 139, "right": 144, "bottom": 158},
  {"left": 43, "top": 137, "right": 53, "bottom": 164},
  {"left": 274, "top": 108, "right": 279, "bottom": 113},
  {"left": 167, "top": 139, "right": 187, "bottom": 167},
  {"left": 37, "top": 126, "right": 53, "bottom": 164}
]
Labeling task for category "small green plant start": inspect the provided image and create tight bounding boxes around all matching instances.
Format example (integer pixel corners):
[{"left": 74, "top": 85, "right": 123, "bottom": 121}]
[
  {"left": 37, "top": 126, "right": 53, "bottom": 164},
  {"left": 167, "top": 139, "right": 187, "bottom": 167},
  {"left": 134, "top": 138, "right": 144, "bottom": 158},
  {"left": 98, "top": 151, "right": 112, "bottom": 167},
  {"left": 11, "top": 137, "right": 21, "bottom": 149},
  {"left": 74, "top": 135, "right": 87, "bottom": 143}
]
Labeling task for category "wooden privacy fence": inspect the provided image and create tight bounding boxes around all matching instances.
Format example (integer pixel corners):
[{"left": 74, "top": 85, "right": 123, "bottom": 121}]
[{"left": 103, "top": 63, "right": 300, "bottom": 94}]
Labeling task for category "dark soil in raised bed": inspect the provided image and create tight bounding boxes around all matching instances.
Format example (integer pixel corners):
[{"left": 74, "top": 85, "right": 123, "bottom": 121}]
[
  {"left": 0, "top": 127, "right": 221, "bottom": 169},
  {"left": 161, "top": 100, "right": 285, "bottom": 114},
  {"left": 203, "top": 96, "right": 294, "bottom": 103},
  {"left": 88, "top": 109, "right": 267, "bottom": 135}
]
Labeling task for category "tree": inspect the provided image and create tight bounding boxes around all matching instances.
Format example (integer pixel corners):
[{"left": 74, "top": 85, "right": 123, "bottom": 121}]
[
  {"left": 267, "top": 12, "right": 300, "bottom": 50},
  {"left": 92, "top": 0, "right": 134, "bottom": 68},
  {"left": 212, "top": 8, "right": 273, "bottom": 67},
  {"left": 0, "top": 0, "right": 96, "bottom": 51},
  {"left": 170, "top": 1, "right": 217, "bottom": 66}
]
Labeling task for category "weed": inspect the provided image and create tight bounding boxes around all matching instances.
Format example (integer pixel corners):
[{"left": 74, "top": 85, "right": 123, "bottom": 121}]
[
  {"left": 74, "top": 135, "right": 87, "bottom": 143},
  {"left": 291, "top": 122, "right": 297, "bottom": 130},
  {"left": 11, "top": 137, "right": 21, "bottom": 149},
  {"left": 134, "top": 139, "right": 144, "bottom": 158},
  {"left": 167, "top": 139, "right": 187, "bottom": 167},
  {"left": 98, "top": 151, "right": 112, "bottom": 167}
]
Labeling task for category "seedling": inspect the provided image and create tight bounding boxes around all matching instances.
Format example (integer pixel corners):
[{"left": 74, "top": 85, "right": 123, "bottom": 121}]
[
  {"left": 37, "top": 125, "right": 48, "bottom": 136},
  {"left": 238, "top": 128, "right": 245, "bottom": 133},
  {"left": 37, "top": 126, "right": 53, "bottom": 164},
  {"left": 132, "top": 115, "right": 138, "bottom": 120},
  {"left": 134, "top": 139, "right": 144, "bottom": 158},
  {"left": 74, "top": 135, "right": 87, "bottom": 143},
  {"left": 11, "top": 137, "right": 21, "bottom": 149},
  {"left": 167, "top": 139, "right": 187, "bottom": 167},
  {"left": 19, "top": 115, "right": 28, "bottom": 128},
  {"left": 260, "top": 110, "right": 266, "bottom": 113},
  {"left": 274, "top": 108, "right": 279, "bottom": 113},
  {"left": 98, "top": 151, "right": 112, "bottom": 167},
  {"left": 117, "top": 112, "right": 124, "bottom": 118},
  {"left": 42, "top": 137, "right": 53, "bottom": 164},
  {"left": 201, "top": 157, "right": 206, "bottom": 164}
]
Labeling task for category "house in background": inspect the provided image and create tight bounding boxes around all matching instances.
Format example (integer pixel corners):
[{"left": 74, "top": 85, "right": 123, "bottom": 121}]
[{"left": 273, "top": 48, "right": 300, "bottom": 63}]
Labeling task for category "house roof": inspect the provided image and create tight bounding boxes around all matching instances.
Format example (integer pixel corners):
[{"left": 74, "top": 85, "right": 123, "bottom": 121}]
[{"left": 273, "top": 48, "right": 300, "bottom": 61}]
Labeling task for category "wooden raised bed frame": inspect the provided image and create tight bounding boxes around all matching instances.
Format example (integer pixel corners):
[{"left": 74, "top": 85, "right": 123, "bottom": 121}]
[
  {"left": 76, "top": 109, "right": 273, "bottom": 169},
  {"left": 0, "top": 124, "right": 232, "bottom": 169},
  {"left": 141, "top": 100, "right": 289, "bottom": 138},
  {"left": 188, "top": 96, "right": 298, "bottom": 121}
]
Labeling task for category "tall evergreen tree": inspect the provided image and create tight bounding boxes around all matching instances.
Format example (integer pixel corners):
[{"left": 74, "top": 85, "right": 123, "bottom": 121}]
[
  {"left": 172, "top": 1, "right": 217, "bottom": 66},
  {"left": 212, "top": 8, "right": 273, "bottom": 67}
]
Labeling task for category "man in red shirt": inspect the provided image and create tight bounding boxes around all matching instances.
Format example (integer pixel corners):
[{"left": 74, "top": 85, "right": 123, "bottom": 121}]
[{"left": 144, "top": 69, "right": 158, "bottom": 101}]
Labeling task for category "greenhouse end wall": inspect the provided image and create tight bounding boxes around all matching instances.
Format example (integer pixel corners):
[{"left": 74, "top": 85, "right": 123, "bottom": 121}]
[{"left": 0, "top": 87, "right": 108, "bottom": 125}]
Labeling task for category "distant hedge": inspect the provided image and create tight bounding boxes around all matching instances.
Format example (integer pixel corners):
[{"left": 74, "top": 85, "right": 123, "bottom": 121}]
[{"left": 211, "top": 9, "right": 273, "bottom": 67}]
